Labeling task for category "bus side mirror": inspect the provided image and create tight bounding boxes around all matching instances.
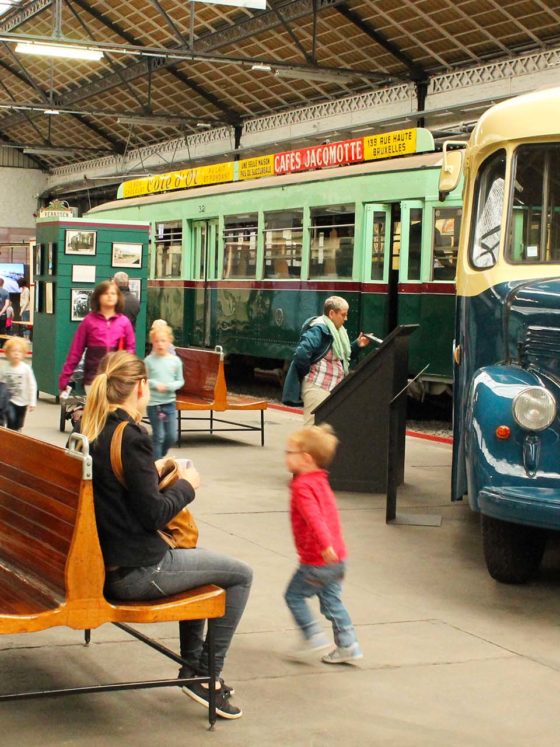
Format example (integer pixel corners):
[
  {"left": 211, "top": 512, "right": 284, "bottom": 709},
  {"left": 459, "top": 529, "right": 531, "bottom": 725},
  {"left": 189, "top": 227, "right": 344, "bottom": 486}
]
[{"left": 439, "top": 142, "right": 466, "bottom": 201}]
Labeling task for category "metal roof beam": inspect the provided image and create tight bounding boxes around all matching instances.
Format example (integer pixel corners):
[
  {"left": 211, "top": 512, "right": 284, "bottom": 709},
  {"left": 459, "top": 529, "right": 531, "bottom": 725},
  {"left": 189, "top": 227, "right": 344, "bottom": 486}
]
[
  {"left": 334, "top": 3, "right": 426, "bottom": 82},
  {"left": 69, "top": 0, "right": 239, "bottom": 124}
]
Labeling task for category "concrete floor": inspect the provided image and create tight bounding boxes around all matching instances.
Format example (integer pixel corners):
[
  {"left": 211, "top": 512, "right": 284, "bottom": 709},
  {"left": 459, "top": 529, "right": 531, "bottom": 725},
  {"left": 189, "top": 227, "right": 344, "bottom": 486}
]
[{"left": 2, "top": 398, "right": 560, "bottom": 746}]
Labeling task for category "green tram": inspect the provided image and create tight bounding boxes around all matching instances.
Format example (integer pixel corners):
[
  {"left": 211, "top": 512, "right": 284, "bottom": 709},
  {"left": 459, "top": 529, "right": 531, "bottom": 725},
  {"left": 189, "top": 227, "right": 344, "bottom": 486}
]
[{"left": 89, "top": 151, "right": 462, "bottom": 392}]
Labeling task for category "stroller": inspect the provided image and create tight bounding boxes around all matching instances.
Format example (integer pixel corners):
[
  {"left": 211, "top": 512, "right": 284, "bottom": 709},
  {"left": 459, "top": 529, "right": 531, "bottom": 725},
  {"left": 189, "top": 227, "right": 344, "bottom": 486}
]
[{"left": 59, "top": 355, "right": 86, "bottom": 433}]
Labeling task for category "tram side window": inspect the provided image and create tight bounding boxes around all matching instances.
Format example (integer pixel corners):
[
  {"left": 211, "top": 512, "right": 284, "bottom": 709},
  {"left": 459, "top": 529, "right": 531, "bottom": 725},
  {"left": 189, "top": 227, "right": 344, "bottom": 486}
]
[
  {"left": 507, "top": 144, "right": 560, "bottom": 263},
  {"left": 155, "top": 221, "right": 182, "bottom": 278},
  {"left": 371, "top": 212, "right": 387, "bottom": 280},
  {"left": 309, "top": 205, "right": 355, "bottom": 279},
  {"left": 407, "top": 208, "right": 423, "bottom": 280},
  {"left": 470, "top": 150, "right": 506, "bottom": 269},
  {"left": 263, "top": 209, "right": 303, "bottom": 279},
  {"left": 432, "top": 208, "right": 462, "bottom": 280},
  {"left": 223, "top": 214, "right": 258, "bottom": 279}
]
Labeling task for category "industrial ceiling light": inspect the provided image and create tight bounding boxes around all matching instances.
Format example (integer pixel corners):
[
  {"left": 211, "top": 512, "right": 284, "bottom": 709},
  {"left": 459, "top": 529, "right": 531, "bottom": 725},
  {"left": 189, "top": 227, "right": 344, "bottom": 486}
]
[
  {"left": 24, "top": 147, "right": 77, "bottom": 156},
  {"left": 274, "top": 68, "right": 354, "bottom": 84},
  {"left": 251, "top": 63, "right": 272, "bottom": 72},
  {"left": 15, "top": 42, "right": 103, "bottom": 61},
  {"left": 117, "top": 115, "right": 186, "bottom": 127}
]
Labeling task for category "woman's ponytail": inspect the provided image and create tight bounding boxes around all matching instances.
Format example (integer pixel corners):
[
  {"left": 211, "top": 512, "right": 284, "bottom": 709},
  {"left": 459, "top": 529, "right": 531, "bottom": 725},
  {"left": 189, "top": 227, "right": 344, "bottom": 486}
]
[{"left": 81, "top": 351, "right": 146, "bottom": 444}]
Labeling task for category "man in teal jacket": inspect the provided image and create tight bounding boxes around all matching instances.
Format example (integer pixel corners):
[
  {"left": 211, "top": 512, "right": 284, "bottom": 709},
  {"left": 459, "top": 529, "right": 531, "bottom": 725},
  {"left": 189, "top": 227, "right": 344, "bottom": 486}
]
[{"left": 282, "top": 296, "right": 371, "bottom": 425}]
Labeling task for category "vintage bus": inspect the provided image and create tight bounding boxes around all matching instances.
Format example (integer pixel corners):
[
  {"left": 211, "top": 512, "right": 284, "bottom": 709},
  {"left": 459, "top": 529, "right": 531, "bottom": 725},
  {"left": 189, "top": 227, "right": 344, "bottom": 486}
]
[{"left": 441, "top": 86, "right": 560, "bottom": 582}]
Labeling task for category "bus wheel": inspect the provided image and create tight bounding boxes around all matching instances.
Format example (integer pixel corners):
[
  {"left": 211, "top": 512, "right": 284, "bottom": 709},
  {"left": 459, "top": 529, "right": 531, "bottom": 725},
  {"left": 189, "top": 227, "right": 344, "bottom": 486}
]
[{"left": 481, "top": 515, "right": 546, "bottom": 584}]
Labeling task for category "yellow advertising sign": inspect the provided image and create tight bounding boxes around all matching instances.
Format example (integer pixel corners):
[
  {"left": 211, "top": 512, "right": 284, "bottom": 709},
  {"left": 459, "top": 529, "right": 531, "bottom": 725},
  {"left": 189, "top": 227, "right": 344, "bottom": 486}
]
[
  {"left": 238, "top": 155, "right": 275, "bottom": 180},
  {"left": 363, "top": 128, "right": 417, "bottom": 161},
  {"left": 122, "top": 161, "right": 235, "bottom": 198}
]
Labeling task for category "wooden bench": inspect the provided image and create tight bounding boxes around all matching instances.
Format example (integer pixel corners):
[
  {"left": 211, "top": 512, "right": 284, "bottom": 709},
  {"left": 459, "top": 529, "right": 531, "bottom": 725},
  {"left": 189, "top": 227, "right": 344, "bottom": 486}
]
[
  {"left": 0, "top": 428, "right": 225, "bottom": 727},
  {"left": 175, "top": 346, "right": 268, "bottom": 446}
]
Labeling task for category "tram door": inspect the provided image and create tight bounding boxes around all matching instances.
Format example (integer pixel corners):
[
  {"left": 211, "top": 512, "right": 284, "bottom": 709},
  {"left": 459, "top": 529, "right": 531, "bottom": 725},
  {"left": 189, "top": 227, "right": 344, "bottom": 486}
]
[
  {"left": 364, "top": 203, "right": 393, "bottom": 334},
  {"left": 192, "top": 219, "right": 219, "bottom": 347}
]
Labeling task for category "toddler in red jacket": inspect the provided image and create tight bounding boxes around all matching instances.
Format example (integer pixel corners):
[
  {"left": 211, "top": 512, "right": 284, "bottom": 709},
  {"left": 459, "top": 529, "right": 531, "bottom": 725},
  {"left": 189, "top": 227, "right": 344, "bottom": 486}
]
[{"left": 284, "top": 423, "right": 362, "bottom": 664}]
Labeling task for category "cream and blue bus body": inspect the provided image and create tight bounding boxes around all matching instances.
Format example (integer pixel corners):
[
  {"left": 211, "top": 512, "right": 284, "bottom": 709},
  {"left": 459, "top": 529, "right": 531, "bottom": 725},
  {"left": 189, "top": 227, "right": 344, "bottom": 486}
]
[{"left": 450, "top": 87, "right": 560, "bottom": 582}]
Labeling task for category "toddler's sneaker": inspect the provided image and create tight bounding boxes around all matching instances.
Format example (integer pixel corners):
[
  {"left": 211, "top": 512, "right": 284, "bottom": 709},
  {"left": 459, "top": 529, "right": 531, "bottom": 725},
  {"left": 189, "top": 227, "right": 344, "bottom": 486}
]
[
  {"left": 321, "top": 642, "right": 363, "bottom": 664},
  {"left": 287, "top": 632, "right": 331, "bottom": 661}
]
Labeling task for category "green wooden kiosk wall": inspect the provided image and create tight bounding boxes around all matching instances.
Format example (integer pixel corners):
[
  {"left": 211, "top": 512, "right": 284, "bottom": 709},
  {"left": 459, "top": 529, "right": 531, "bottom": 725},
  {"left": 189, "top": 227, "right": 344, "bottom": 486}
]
[{"left": 33, "top": 218, "right": 149, "bottom": 396}]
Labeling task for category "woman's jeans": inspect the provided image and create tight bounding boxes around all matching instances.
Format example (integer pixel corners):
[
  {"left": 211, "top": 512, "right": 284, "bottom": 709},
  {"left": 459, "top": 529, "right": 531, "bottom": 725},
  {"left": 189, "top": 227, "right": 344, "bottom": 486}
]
[
  {"left": 284, "top": 562, "right": 357, "bottom": 648},
  {"left": 105, "top": 548, "right": 253, "bottom": 677},
  {"left": 147, "top": 402, "right": 177, "bottom": 459}
]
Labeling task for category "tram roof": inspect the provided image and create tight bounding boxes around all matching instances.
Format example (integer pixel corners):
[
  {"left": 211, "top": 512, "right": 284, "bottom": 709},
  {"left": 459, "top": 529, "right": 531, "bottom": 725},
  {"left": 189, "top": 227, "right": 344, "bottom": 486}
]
[
  {"left": 470, "top": 86, "right": 560, "bottom": 151},
  {"left": 1, "top": 1, "right": 560, "bottom": 176},
  {"left": 88, "top": 151, "right": 444, "bottom": 213}
]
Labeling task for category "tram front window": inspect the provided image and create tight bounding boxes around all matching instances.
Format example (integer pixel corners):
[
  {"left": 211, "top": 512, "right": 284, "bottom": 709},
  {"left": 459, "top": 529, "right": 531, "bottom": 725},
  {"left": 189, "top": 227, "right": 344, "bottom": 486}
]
[
  {"left": 507, "top": 144, "right": 560, "bottom": 264},
  {"left": 155, "top": 221, "right": 182, "bottom": 278},
  {"left": 263, "top": 209, "right": 303, "bottom": 279},
  {"left": 309, "top": 204, "right": 355, "bottom": 279},
  {"left": 223, "top": 214, "right": 258, "bottom": 279}
]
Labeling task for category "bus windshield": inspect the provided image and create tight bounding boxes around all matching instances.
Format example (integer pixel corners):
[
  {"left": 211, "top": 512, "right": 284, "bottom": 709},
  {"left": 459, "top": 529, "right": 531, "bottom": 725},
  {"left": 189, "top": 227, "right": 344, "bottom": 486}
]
[{"left": 507, "top": 143, "right": 560, "bottom": 264}]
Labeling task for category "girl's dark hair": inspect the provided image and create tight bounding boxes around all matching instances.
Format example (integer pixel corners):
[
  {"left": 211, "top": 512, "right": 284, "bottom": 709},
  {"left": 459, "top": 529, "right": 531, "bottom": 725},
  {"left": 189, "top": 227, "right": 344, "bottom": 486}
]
[{"left": 90, "top": 280, "right": 124, "bottom": 314}]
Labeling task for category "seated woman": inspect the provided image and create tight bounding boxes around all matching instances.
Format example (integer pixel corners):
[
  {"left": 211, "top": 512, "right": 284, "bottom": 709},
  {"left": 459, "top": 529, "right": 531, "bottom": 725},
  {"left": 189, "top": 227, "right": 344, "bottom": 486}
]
[{"left": 80, "top": 351, "right": 253, "bottom": 720}]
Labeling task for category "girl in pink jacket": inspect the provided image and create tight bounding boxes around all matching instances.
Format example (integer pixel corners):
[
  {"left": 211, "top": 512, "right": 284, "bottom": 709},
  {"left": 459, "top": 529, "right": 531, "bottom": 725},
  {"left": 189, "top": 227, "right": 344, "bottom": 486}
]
[{"left": 59, "top": 280, "right": 135, "bottom": 393}]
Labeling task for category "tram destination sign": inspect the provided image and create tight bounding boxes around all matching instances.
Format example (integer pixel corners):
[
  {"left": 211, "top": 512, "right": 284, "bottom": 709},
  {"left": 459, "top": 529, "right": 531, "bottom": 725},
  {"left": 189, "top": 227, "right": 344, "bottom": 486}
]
[{"left": 120, "top": 127, "right": 433, "bottom": 199}]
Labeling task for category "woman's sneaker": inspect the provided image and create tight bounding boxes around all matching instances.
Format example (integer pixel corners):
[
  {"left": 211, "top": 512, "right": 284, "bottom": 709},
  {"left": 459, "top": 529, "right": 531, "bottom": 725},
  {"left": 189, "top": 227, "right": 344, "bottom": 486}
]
[
  {"left": 321, "top": 642, "right": 363, "bottom": 664},
  {"left": 182, "top": 681, "right": 242, "bottom": 719}
]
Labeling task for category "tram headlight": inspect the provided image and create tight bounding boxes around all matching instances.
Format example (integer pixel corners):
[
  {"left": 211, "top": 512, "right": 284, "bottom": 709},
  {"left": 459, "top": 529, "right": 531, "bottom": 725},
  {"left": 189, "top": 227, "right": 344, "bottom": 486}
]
[{"left": 512, "top": 387, "right": 557, "bottom": 431}]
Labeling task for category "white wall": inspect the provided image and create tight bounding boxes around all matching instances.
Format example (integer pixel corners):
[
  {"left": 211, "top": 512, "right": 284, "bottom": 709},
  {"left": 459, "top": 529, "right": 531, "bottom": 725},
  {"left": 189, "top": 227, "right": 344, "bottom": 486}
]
[{"left": 0, "top": 167, "right": 47, "bottom": 229}]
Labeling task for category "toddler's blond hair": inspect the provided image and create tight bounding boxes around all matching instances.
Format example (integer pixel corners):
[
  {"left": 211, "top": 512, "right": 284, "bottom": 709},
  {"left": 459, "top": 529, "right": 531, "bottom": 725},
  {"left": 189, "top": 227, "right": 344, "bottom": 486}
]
[
  {"left": 289, "top": 423, "right": 339, "bottom": 468},
  {"left": 149, "top": 323, "right": 174, "bottom": 343},
  {"left": 3, "top": 336, "right": 29, "bottom": 357}
]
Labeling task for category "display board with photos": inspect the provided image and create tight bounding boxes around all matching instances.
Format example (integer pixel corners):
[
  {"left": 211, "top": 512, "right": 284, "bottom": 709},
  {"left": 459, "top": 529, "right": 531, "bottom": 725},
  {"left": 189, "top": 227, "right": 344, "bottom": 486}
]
[{"left": 33, "top": 218, "right": 149, "bottom": 397}]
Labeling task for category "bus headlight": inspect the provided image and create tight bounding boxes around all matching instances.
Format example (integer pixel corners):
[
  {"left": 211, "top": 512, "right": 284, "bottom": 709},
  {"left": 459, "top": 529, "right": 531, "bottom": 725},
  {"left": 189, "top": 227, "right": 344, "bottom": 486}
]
[{"left": 512, "top": 387, "right": 557, "bottom": 431}]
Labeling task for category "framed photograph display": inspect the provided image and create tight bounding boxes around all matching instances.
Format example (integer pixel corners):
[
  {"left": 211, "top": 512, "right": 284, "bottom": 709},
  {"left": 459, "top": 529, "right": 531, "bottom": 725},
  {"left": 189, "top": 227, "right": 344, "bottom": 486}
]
[
  {"left": 72, "top": 264, "right": 96, "bottom": 283},
  {"left": 45, "top": 282, "right": 54, "bottom": 314},
  {"left": 65, "top": 230, "right": 96, "bottom": 256},
  {"left": 111, "top": 242, "right": 142, "bottom": 269},
  {"left": 71, "top": 288, "right": 93, "bottom": 322},
  {"left": 47, "top": 243, "right": 56, "bottom": 275},
  {"left": 35, "top": 244, "right": 43, "bottom": 277},
  {"left": 128, "top": 277, "right": 141, "bottom": 301}
]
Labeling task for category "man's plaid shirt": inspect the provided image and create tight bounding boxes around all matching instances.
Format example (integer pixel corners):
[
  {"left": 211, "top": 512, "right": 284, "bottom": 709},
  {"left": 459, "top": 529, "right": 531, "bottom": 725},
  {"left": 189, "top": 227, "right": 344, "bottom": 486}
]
[{"left": 306, "top": 348, "right": 344, "bottom": 392}]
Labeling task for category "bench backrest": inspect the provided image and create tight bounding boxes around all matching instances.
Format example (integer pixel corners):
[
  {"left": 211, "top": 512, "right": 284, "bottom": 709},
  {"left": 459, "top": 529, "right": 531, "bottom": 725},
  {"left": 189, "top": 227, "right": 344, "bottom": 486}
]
[
  {"left": 0, "top": 429, "right": 84, "bottom": 596},
  {"left": 176, "top": 347, "right": 227, "bottom": 403}
]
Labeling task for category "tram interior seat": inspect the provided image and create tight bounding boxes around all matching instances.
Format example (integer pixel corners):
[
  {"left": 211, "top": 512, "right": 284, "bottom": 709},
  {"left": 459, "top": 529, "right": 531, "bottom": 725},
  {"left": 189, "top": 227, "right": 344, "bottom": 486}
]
[{"left": 433, "top": 230, "right": 456, "bottom": 280}]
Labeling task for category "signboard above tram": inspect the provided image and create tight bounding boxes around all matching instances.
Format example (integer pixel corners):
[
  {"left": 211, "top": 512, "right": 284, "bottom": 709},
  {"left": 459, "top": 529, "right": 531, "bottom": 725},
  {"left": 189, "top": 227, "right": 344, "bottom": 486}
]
[{"left": 119, "top": 127, "right": 434, "bottom": 199}]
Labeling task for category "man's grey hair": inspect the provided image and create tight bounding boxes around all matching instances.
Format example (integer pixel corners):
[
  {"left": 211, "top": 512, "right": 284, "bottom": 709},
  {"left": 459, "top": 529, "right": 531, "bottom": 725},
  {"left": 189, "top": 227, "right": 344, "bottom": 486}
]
[
  {"left": 323, "top": 295, "right": 349, "bottom": 314},
  {"left": 113, "top": 271, "right": 129, "bottom": 288}
]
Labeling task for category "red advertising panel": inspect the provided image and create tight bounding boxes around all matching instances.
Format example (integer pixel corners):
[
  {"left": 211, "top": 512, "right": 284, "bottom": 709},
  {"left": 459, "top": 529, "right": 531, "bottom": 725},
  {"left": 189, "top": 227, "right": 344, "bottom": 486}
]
[{"left": 273, "top": 138, "right": 364, "bottom": 175}]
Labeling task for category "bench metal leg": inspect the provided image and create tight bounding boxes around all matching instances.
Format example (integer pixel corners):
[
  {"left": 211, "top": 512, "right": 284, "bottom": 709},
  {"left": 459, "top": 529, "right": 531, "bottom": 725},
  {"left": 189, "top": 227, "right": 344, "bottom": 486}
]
[
  {"left": 84, "top": 629, "right": 91, "bottom": 646},
  {"left": 207, "top": 619, "right": 217, "bottom": 731},
  {"left": 261, "top": 410, "right": 264, "bottom": 447},
  {"left": 210, "top": 410, "right": 214, "bottom": 435}
]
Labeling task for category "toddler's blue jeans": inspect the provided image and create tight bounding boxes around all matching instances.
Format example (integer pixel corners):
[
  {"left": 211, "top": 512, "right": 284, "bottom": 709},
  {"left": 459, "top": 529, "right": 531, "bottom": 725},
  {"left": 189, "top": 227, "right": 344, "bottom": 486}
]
[{"left": 284, "top": 562, "right": 357, "bottom": 648}]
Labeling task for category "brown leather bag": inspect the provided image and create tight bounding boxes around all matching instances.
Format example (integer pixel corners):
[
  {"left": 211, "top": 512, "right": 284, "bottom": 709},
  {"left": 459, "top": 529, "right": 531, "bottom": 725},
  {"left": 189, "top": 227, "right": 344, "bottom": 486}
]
[{"left": 110, "top": 420, "right": 199, "bottom": 549}]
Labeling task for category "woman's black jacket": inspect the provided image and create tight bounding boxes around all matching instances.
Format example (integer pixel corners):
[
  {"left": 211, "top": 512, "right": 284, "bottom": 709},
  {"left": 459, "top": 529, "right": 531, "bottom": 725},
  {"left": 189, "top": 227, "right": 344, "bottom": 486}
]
[{"left": 90, "top": 408, "right": 194, "bottom": 568}]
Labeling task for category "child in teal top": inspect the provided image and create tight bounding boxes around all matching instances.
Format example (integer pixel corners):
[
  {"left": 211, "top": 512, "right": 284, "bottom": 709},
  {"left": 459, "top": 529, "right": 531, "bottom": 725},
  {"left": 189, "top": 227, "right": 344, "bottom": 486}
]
[{"left": 144, "top": 324, "right": 184, "bottom": 459}]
